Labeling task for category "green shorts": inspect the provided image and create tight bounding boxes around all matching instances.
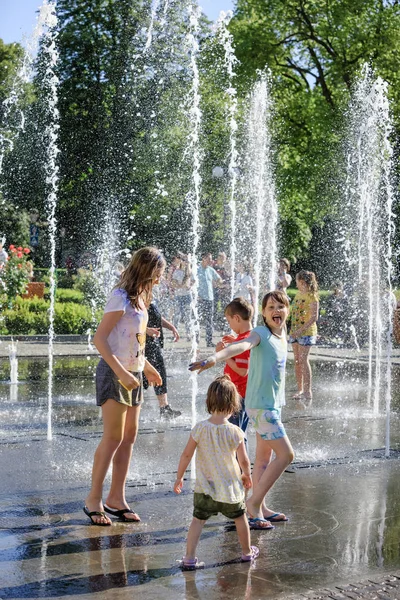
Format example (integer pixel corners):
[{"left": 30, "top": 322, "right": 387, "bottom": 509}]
[{"left": 193, "top": 493, "right": 246, "bottom": 521}]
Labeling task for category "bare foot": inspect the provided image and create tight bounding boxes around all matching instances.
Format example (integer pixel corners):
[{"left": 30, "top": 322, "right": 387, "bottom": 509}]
[{"left": 292, "top": 391, "right": 304, "bottom": 399}]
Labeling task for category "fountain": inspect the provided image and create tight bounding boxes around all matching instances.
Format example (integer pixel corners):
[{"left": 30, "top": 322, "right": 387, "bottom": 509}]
[
  {"left": 184, "top": 1, "right": 203, "bottom": 477},
  {"left": 0, "top": 1, "right": 396, "bottom": 475},
  {"left": 215, "top": 11, "right": 239, "bottom": 300},
  {"left": 337, "top": 66, "right": 395, "bottom": 455},
  {"left": 237, "top": 72, "right": 278, "bottom": 323},
  {"left": 8, "top": 339, "right": 18, "bottom": 385}
]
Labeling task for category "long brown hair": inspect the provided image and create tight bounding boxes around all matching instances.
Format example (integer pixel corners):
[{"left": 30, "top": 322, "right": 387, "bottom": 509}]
[
  {"left": 296, "top": 270, "right": 319, "bottom": 296},
  {"left": 118, "top": 247, "right": 166, "bottom": 308}
]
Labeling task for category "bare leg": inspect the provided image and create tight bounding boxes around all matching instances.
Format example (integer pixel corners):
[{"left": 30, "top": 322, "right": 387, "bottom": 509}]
[
  {"left": 247, "top": 434, "right": 294, "bottom": 520},
  {"left": 156, "top": 393, "right": 168, "bottom": 408},
  {"left": 250, "top": 444, "right": 283, "bottom": 519},
  {"left": 85, "top": 399, "right": 127, "bottom": 524},
  {"left": 298, "top": 345, "right": 312, "bottom": 397},
  {"left": 105, "top": 404, "right": 141, "bottom": 520},
  {"left": 185, "top": 517, "right": 206, "bottom": 560},
  {"left": 292, "top": 342, "right": 303, "bottom": 395},
  {"left": 234, "top": 514, "right": 251, "bottom": 556}
]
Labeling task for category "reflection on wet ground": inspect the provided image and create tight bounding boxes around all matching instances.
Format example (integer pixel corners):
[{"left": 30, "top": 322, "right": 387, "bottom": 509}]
[{"left": 0, "top": 354, "right": 400, "bottom": 598}]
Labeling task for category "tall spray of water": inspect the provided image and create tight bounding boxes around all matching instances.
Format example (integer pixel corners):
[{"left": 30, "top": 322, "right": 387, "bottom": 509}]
[
  {"left": 216, "top": 11, "right": 239, "bottom": 300},
  {"left": 238, "top": 73, "right": 278, "bottom": 323},
  {"left": 341, "top": 66, "right": 394, "bottom": 454},
  {"left": 40, "top": 0, "right": 60, "bottom": 441},
  {"left": 144, "top": 0, "right": 161, "bottom": 52},
  {"left": 0, "top": 2, "right": 56, "bottom": 178},
  {"left": 184, "top": 1, "right": 203, "bottom": 476}
]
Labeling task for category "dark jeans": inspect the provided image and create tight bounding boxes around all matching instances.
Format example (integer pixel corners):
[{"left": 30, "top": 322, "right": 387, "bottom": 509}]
[
  {"left": 198, "top": 298, "right": 214, "bottom": 346},
  {"left": 229, "top": 397, "right": 249, "bottom": 454}
]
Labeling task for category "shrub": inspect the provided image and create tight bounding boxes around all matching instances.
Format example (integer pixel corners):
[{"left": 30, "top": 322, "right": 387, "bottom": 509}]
[
  {"left": 53, "top": 303, "right": 93, "bottom": 334},
  {"left": 73, "top": 268, "right": 106, "bottom": 309},
  {"left": 55, "top": 288, "right": 84, "bottom": 303},
  {"left": 0, "top": 244, "right": 31, "bottom": 308},
  {"left": 0, "top": 298, "right": 101, "bottom": 335}
]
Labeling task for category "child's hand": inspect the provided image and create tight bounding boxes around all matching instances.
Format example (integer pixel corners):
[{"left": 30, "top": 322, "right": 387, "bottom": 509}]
[
  {"left": 144, "top": 362, "right": 163, "bottom": 386},
  {"left": 189, "top": 357, "right": 216, "bottom": 373},
  {"left": 170, "top": 325, "right": 180, "bottom": 342},
  {"left": 174, "top": 478, "right": 183, "bottom": 494},
  {"left": 222, "top": 334, "right": 236, "bottom": 345},
  {"left": 241, "top": 473, "right": 252, "bottom": 489},
  {"left": 119, "top": 371, "right": 140, "bottom": 391},
  {"left": 147, "top": 327, "right": 161, "bottom": 338},
  {"left": 215, "top": 340, "right": 225, "bottom": 352}
]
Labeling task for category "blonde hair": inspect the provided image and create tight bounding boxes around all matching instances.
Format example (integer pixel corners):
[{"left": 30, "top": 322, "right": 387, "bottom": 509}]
[
  {"left": 206, "top": 375, "right": 240, "bottom": 415},
  {"left": 296, "top": 270, "right": 319, "bottom": 296},
  {"left": 118, "top": 247, "right": 166, "bottom": 308}
]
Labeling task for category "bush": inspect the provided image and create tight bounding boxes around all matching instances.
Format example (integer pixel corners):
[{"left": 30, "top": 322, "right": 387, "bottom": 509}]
[
  {"left": 55, "top": 288, "right": 84, "bottom": 303},
  {"left": 73, "top": 268, "right": 106, "bottom": 308},
  {"left": 0, "top": 304, "right": 49, "bottom": 334},
  {"left": 0, "top": 297, "right": 101, "bottom": 335},
  {"left": 53, "top": 303, "right": 94, "bottom": 334}
]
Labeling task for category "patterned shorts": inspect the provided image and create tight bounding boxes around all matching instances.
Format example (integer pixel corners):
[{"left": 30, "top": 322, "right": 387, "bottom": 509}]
[
  {"left": 247, "top": 408, "right": 286, "bottom": 441},
  {"left": 288, "top": 335, "right": 317, "bottom": 346}
]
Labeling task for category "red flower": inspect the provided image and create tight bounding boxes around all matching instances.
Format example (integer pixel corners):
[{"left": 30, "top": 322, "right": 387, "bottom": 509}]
[
  {"left": 17, "top": 247, "right": 22, "bottom": 252},
  {"left": 17, "top": 252, "right": 23, "bottom": 258},
  {"left": 10, "top": 248, "right": 17, "bottom": 253},
  {"left": 17, "top": 264, "right": 22, "bottom": 269},
  {"left": 23, "top": 248, "right": 30, "bottom": 254},
  {"left": 9, "top": 245, "right": 15, "bottom": 250}
]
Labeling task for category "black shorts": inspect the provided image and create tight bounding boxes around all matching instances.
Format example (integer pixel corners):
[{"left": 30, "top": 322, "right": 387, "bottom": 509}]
[{"left": 96, "top": 359, "right": 143, "bottom": 407}]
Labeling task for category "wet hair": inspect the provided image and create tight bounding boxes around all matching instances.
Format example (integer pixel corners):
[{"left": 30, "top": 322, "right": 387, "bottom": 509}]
[
  {"left": 296, "top": 270, "right": 319, "bottom": 295},
  {"left": 225, "top": 297, "right": 253, "bottom": 321},
  {"left": 206, "top": 375, "right": 241, "bottom": 416},
  {"left": 279, "top": 258, "right": 290, "bottom": 271},
  {"left": 118, "top": 247, "right": 166, "bottom": 308},
  {"left": 261, "top": 290, "right": 290, "bottom": 328}
]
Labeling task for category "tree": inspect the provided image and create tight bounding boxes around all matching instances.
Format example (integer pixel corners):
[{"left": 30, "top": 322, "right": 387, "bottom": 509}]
[{"left": 230, "top": 0, "right": 400, "bottom": 262}]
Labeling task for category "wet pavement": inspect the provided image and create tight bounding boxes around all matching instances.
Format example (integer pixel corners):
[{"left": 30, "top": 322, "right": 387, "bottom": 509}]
[{"left": 1, "top": 346, "right": 400, "bottom": 598}]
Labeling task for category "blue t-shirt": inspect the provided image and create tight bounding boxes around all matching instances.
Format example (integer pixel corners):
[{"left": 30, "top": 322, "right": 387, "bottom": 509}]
[
  {"left": 197, "top": 265, "right": 221, "bottom": 301},
  {"left": 245, "top": 326, "right": 287, "bottom": 410}
]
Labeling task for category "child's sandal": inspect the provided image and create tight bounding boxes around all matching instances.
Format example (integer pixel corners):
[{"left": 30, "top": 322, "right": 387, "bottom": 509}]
[
  {"left": 178, "top": 557, "right": 205, "bottom": 571},
  {"left": 241, "top": 546, "right": 260, "bottom": 562}
]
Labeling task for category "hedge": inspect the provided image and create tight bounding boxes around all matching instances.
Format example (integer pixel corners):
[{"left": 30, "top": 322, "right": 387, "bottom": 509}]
[{"left": 0, "top": 297, "right": 101, "bottom": 335}]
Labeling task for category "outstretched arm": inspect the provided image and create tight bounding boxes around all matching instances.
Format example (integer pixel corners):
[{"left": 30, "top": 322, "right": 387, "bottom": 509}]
[{"left": 189, "top": 330, "right": 261, "bottom": 373}]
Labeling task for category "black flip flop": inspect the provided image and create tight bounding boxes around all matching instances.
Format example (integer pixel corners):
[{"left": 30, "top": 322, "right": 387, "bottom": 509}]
[
  {"left": 83, "top": 505, "right": 112, "bottom": 526},
  {"left": 104, "top": 504, "right": 141, "bottom": 522}
]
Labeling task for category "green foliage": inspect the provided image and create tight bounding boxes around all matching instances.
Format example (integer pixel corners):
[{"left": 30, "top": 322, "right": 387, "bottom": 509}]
[
  {"left": 0, "top": 244, "right": 31, "bottom": 308},
  {"left": 230, "top": 0, "right": 400, "bottom": 261},
  {"left": 0, "top": 202, "right": 30, "bottom": 248},
  {"left": 73, "top": 268, "right": 106, "bottom": 308},
  {"left": 55, "top": 288, "right": 84, "bottom": 303},
  {"left": 0, "top": 296, "right": 100, "bottom": 335},
  {"left": 0, "top": 39, "right": 24, "bottom": 104}
]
